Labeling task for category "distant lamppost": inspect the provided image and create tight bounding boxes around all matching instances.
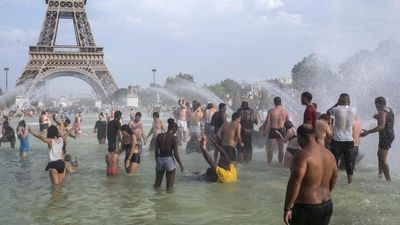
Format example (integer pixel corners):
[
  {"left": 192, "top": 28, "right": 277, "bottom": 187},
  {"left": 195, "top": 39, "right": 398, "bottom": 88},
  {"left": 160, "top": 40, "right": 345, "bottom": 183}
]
[
  {"left": 152, "top": 69, "right": 157, "bottom": 86},
  {"left": 3, "top": 67, "right": 9, "bottom": 92}
]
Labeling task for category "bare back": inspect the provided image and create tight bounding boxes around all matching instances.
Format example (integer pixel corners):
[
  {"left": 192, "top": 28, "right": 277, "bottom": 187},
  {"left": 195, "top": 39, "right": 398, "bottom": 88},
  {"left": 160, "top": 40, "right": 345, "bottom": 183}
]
[
  {"left": 293, "top": 143, "right": 337, "bottom": 204},
  {"left": 316, "top": 119, "right": 331, "bottom": 146},
  {"left": 218, "top": 121, "right": 241, "bottom": 147},
  {"left": 267, "top": 106, "right": 288, "bottom": 129}
]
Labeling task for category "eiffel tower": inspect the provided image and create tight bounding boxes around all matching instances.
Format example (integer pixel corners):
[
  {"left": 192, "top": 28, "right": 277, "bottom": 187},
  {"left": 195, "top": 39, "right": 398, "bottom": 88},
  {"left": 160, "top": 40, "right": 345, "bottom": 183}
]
[{"left": 17, "top": 0, "right": 118, "bottom": 101}]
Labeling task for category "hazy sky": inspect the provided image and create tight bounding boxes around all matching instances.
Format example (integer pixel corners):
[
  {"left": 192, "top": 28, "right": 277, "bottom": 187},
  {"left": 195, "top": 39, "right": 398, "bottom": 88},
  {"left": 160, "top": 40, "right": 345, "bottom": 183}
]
[{"left": 0, "top": 0, "right": 400, "bottom": 96}]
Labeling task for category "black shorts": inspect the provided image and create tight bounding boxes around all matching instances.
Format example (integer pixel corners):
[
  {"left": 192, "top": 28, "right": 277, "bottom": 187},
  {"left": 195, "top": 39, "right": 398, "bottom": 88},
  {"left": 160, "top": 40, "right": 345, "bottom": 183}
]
[
  {"left": 222, "top": 145, "right": 236, "bottom": 161},
  {"left": 40, "top": 124, "right": 49, "bottom": 132},
  {"left": 125, "top": 153, "right": 140, "bottom": 164},
  {"left": 379, "top": 133, "right": 394, "bottom": 150},
  {"left": 268, "top": 128, "right": 285, "bottom": 139},
  {"left": 290, "top": 200, "right": 333, "bottom": 225},
  {"left": 45, "top": 160, "right": 65, "bottom": 174},
  {"left": 286, "top": 147, "right": 300, "bottom": 156},
  {"left": 330, "top": 140, "right": 354, "bottom": 175},
  {"left": 238, "top": 131, "right": 253, "bottom": 154},
  {"left": 108, "top": 142, "right": 117, "bottom": 153}
]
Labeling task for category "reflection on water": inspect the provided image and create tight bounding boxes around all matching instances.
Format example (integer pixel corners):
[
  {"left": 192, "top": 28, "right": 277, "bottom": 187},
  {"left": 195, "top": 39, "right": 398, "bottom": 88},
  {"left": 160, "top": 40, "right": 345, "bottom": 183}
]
[{"left": 0, "top": 115, "right": 399, "bottom": 225}]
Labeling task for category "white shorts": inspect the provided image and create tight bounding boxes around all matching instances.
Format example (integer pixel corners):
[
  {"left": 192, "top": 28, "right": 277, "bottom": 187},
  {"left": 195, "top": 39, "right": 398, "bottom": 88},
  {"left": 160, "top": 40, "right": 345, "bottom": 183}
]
[{"left": 177, "top": 120, "right": 187, "bottom": 132}]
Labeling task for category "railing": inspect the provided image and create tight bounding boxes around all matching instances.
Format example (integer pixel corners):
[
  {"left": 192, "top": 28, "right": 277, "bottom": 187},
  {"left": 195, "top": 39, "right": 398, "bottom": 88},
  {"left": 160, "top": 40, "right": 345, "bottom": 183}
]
[{"left": 29, "top": 45, "right": 103, "bottom": 54}]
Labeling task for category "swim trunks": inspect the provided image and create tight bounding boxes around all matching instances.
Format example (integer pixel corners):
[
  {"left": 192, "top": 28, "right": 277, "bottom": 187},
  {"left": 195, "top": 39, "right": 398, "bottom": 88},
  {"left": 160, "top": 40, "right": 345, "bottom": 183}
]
[
  {"left": 268, "top": 128, "right": 285, "bottom": 139},
  {"left": 290, "top": 199, "right": 333, "bottom": 225},
  {"left": 222, "top": 145, "right": 237, "bottom": 161}
]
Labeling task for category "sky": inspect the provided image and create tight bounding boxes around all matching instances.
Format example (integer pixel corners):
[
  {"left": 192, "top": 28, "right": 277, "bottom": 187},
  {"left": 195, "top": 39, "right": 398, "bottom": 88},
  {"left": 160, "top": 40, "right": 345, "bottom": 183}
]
[{"left": 0, "top": 0, "right": 400, "bottom": 96}]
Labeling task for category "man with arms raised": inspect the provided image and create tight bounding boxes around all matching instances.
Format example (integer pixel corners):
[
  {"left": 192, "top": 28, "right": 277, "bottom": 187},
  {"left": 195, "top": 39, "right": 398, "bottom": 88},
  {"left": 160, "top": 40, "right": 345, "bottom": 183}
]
[
  {"left": 262, "top": 97, "right": 289, "bottom": 164},
  {"left": 177, "top": 97, "right": 188, "bottom": 145},
  {"left": 283, "top": 124, "right": 338, "bottom": 225}
]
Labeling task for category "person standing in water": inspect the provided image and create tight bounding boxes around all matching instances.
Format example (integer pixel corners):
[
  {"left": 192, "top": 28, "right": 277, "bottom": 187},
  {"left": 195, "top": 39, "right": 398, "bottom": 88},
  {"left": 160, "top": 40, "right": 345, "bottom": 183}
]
[
  {"left": 301, "top": 92, "right": 317, "bottom": 128},
  {"left": 361, "top": 97, "right": 394, "bottom": 182},
  {"left": 129, "top": 112, "right": 146, "bottom": 154},
  {"left": 327, "top": 93, "right": 356, "bottom": 184},
  {"left": 177, "top": 97, "right": 188, "bottom": 145},
  {"left": 17, "top": 120, "right": 30, "bottom": 158},
  {"left": 217, "top": 112, "right": 243, "bottom": 162},
  {"left": 106, "top": 111, "right": 122, "bottom": 176},
  {"left": 276, "top": 121, "right": 300, "bottom": 168},
  {"left": 262, "top": 97, "right": 289, "bottom": 164},
  {"left": 154, "top": 118, "right": 184, "bottom": 192},
  {"left": 93, "top": 112, "right": 107, "bottom": 144},
  {"left": 146, "top": 112, "right": 165, "bottom": 152},
  {"left": 211, "top": 103, "right": 228, "bottom": 161},
  {"left": 237, "top": 101, "right": 258, "bottom": 164},
  {"left": 120, "top": 125, "right": 140, "bottom": 175},
  {"left": 74, "top": 112, "right": 83, "bottom": 135},
  {"left": 283, "top": 124, "right": 338, "bottom": 225},
  {"left": 29, "top": 125, "right": 75, "bottom": 185},
  {"left": 316, "top": 114, "right": 333, "bottom": 149}
]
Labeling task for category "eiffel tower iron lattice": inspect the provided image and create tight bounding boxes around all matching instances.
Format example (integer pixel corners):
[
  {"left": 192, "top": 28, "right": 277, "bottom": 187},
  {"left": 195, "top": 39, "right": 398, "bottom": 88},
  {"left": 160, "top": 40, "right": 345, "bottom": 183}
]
[{"left": 17, "top": 0, "right": 118, "bottom": 101}]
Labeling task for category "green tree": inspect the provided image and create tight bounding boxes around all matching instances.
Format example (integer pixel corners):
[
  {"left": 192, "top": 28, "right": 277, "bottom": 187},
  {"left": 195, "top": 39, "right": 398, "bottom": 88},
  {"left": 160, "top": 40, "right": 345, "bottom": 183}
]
[
  {"left": 291, "top": 54, "right": 334, "bottom": 93},
  {"left": 165, "top": 73, "right": 195, "bottom": 85}
]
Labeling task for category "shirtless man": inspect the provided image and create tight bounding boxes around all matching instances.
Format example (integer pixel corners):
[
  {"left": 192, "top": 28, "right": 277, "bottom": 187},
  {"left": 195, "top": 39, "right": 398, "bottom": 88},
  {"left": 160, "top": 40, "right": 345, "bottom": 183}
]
[
  {"left": 187, "top": 101, "right": 203, "bottom": 151},
  {"left": 316, "top": 114, "right": 333, "bottom": 148},
  {"left": 177, "top": 97, "right": 188, "bottom": 145},
  {"left": 217, "top": 112, "right": 244, "bottom": 162},
  {"left": 283, "top": 124, "right": 338, "bottom": 225},
  {"left": 129, "top": 112, "right": 146, "bottom": 154},
  {"left": 262, "top": 97, "right": 289, "bottom": 164},
  {"left": 146, "top": 112, "right": 165, "bottom": 151}
]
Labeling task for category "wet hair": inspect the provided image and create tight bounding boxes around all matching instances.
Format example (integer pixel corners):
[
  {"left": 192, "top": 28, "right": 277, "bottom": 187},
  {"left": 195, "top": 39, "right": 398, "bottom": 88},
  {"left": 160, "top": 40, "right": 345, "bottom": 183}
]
[
  {"left": 99, "top": 112, "right": 104, "bottom": 117},
  {"left": 319, "top": 114, "right": 330, "bottom": 120},
  {"left": 41, "top": 111, "right": 46, "bottom": 115},
  {"left": 64, "top": 118, "right": 71, "bottom": 125},
  {"left": 153, "top": 111, "right": 160, "bottom": 118},
  {"left": 167, "top": 118, "right": 178, "bottom": 131},
  {"left": 375, "top": 96, "right": 386, "bottom": 106},
  {"left": 241, "top": 101, "right": 249, "bottom": 108},
  {"left": 232, "top": 112, "right": 240, "bottom": 121},
  {"left": 219, "top": 103, "right": 226, "bottom": 110},
  {"left": 338, "top": 93, "right": 350, "bottom": 105},
  {"left": 301, "top": 92, "right": 313, "bottom": 101},
  {"left": 120, "top": 124, "right": 133, "bottom": 135},
  {"left": 47, "top": 125, "right": 59, "bottom": 139},
  {"left": 114, "top": 111, "right": 122, "bottom": 120},
  {"left": 297, "top": 124, "right": 316, "bottom": 139},
  {"left": 207, "top": 103, "right": 213, "bottom": 109},
  {"left": 3, "top": 120, "right": 9, "bottom": 127},
  {"left": 273, "top": 97, "right": 281, "bottom": 106},
  {"left": 284, "top": 120, "right": 294, "bottom": 129},
  {"left": 18, "top": 120, "right": 26, "bottom": 128},
  {"left": 135, "top": 112, "right": 142, "bottom": 117}
]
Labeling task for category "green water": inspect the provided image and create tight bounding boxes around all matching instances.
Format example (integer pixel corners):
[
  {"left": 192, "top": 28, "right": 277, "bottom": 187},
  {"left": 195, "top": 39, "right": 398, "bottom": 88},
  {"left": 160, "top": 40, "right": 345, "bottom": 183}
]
[{"left": 0, "top": 115, "right": 399, "bottom": 225}]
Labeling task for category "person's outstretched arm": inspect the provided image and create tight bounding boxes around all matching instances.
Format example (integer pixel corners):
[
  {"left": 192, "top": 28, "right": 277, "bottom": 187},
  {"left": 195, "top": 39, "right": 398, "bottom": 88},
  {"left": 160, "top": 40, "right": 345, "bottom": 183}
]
[
  {"left": 29, "top": 127, "right": 51, "bottom": 145},
  {"left": 210, "top": 139, "right": 232, "bottom": 165},
  {"left": 200, "top": 138, "right": 217, "bottom": 168}
]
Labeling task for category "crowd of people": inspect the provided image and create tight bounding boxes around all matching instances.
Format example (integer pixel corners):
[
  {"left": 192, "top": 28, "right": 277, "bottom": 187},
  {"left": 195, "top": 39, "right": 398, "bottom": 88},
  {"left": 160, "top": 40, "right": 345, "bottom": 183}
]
[{"left": 0, "top": 92, "right": 395, "bottom": 225}]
